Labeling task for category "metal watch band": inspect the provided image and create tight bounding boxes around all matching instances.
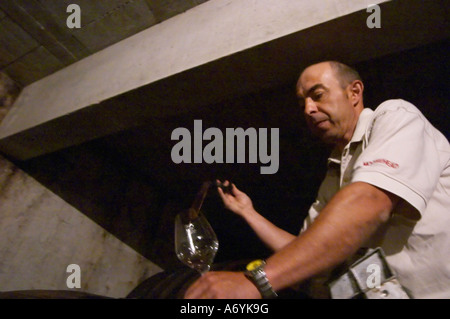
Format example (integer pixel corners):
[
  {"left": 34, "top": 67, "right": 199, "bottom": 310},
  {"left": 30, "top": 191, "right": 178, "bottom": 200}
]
[{"left": 245, "top": 260, "right": 278, "bottom": 299}]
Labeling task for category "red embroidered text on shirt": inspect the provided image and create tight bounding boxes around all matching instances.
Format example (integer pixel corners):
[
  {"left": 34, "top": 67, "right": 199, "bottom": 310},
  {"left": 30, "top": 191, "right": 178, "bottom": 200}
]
[{"left": 363, "top": 159, "right": 399, "bottom": 169}]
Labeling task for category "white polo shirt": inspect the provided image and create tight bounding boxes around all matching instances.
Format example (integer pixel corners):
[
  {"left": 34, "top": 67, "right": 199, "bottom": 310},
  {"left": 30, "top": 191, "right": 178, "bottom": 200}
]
[{"left": 302, "top": 99, "right": 450, "bottom": 299}]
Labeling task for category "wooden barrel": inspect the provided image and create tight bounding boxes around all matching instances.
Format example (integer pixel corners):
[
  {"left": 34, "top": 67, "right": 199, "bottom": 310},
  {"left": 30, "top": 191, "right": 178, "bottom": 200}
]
[
  {"left": 126, "top": 260, "right": 249, "bottom": 299},
  {"left": 0, "top": 290, "right": 112, "bottom": 299},
  {"left": 126, "top": 260, "right": 310, "bottom": 299}
]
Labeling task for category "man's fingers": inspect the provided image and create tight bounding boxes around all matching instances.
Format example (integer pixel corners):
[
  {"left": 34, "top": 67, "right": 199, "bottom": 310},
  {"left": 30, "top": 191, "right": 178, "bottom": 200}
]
[
  {"left": 217, "top": 185, "right": 230, "bottom": 200},
  {"left": 184, "top": 277, "right": 206, "bottom": 299},
  {"left": 216, "top": 180, "right": 233, "bottom": 194},
  {"left": 230, "top": 183, "right": 242, "bottom": 196},
  {"left": 184, "top": 272, "right": 220, "bottom": 299},
  {"left": 217, "top": 180, "right": 234, "bottom": 198},
  {"left": 185, "top": 271, "right": 260, "bottom": 299}
]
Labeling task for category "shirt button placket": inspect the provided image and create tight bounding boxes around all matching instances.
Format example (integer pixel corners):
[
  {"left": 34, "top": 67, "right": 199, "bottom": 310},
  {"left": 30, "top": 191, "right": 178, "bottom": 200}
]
[{"left": 341, "top": 147, "right": 350, "bottom": 186}]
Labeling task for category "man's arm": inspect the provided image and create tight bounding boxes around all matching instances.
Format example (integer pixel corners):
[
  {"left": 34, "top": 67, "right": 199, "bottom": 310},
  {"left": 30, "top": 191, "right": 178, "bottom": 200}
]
[
  {"left": 185, "top": 181, "right": 398, "bottom": 298},
  {"left": 264, "top": 181, "right": 398, "bottom": 292},
  {"left": 218, "top": 181, "right": 296, "bottom": 252}
]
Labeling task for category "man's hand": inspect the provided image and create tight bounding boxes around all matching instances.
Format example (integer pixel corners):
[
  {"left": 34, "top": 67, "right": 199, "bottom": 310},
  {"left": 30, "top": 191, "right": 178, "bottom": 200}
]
[
  {"left": 216, "top": 180, "right": 255, "bottom": 218},
  {"left": 184, "top": 271, "right": 261, "bottom": 299},
  {"left": 216, "top": 180, "right": 297, "bottom": 251}
]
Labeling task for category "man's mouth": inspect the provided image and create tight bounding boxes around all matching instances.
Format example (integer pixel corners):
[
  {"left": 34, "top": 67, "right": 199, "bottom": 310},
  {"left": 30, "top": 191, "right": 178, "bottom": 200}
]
[{"left": 312, "top": 118, "right": 329, "bottom": 129}]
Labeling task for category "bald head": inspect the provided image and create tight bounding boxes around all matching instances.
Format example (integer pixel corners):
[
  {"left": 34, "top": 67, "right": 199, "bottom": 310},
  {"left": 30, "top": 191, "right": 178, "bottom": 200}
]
[
  {"left": 300, "top": 61, "right": 362, "bottom": 90},
  {"left": 329, "top": 61, "right": 362, "bottom": 89}
]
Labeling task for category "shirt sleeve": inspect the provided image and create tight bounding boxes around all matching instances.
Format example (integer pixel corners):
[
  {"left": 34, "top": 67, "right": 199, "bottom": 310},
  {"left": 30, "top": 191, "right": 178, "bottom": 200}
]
[{"left": 351, "top": 100, "right": 442, "bottom": 216}]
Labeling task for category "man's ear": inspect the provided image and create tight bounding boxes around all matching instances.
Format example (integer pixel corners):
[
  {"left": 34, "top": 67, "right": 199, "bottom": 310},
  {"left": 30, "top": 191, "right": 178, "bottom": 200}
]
[{"left": 347, "top": 80, "right": 364, "bottom": 107}]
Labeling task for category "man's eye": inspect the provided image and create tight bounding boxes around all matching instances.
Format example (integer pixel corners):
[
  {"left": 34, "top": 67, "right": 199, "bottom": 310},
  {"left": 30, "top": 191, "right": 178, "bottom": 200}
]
[{"left": 313, "top": 92, "right": 323, "bottom": 100}]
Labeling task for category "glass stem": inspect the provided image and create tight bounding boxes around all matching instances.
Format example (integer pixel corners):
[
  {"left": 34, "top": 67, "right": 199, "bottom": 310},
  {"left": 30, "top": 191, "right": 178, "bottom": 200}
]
[{"left": 198, "top": 264, "right": 211, "bottom": 275}]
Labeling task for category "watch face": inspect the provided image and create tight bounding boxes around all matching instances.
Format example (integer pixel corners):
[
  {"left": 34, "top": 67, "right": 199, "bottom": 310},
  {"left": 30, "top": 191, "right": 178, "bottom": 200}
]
[{"left": 246, "top": 259, "right": 264, "bottom": 271}]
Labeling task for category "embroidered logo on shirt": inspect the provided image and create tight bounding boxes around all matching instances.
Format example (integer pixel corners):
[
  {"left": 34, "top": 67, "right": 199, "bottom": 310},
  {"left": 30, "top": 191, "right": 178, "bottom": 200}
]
[{"left": 363, "top": 159, "right": 399, "bottom": 169}]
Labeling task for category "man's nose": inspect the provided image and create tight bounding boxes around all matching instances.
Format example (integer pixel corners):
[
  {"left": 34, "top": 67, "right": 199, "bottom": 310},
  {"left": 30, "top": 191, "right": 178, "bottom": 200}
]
[{"left": 304, "top": 98, "right": 318, "bottom": 115}]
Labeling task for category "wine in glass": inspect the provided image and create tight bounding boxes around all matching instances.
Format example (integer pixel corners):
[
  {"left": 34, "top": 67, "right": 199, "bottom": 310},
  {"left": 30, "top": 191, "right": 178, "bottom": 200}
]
[{"left": 175, "top": 210, "right": 219, "bottom": 274}]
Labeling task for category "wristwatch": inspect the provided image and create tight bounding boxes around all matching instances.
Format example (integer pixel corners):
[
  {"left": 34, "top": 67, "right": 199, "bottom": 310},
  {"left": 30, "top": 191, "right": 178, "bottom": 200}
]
[{"left": 245, "top": 259, "right": 278, "bottom": 299}]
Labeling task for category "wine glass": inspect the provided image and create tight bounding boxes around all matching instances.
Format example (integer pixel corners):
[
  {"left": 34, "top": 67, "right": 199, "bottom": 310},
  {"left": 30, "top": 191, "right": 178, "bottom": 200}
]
[{"left": 174, "top": 209, "right": 219, "bottom": 275}]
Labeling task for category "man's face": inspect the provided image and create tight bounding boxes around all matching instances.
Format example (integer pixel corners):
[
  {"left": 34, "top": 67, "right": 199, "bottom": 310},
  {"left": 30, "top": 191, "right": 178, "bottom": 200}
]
[{"left": 296, "top": 63, "right": 358, "bottom": 147}]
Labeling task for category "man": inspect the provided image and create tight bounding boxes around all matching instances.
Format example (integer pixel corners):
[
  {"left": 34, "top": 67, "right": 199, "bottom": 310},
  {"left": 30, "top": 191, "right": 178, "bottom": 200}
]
[{"left": 184, "top": 61, "right": 450, "bottom": 299}]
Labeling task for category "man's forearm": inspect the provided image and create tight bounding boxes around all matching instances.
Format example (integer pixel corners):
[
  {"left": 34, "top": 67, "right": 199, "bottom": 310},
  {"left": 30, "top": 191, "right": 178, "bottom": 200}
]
[
  {"left": 264, "top": 182, "right": 397, "bottom": 292},
  {"left": 242, "top": 208, "right": 296, "bottom": 252}
]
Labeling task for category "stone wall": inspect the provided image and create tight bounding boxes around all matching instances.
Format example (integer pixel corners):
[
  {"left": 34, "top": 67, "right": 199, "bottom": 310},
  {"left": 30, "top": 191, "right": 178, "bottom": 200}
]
[{"left": 0, "top": 154, "right": 162, "bottom": 298}]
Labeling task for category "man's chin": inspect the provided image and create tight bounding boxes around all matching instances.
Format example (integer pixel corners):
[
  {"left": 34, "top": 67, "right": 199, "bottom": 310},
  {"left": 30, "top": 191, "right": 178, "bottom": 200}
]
[{"left": 315, "top": 131, "right": 336, "bottom": 145}]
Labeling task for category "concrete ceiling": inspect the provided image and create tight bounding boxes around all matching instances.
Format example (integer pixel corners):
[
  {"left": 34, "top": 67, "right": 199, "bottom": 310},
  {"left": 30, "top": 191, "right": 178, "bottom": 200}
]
[{"left": 0, "top": 0, "right": 209, "bottom": 87}]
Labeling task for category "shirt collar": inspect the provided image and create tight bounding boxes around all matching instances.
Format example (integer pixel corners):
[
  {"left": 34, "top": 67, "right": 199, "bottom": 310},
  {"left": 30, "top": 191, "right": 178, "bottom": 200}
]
[
  {"left": 350, "top": 108, "right": 374, "bottom": 144},
  {"left": 328, "top": 108, "right": 374, "bottom": 165}
]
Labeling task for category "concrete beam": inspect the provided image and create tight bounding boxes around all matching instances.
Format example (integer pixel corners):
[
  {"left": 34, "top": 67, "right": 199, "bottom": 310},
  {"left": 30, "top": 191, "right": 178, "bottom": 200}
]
[{"left": 0, "top": 0, "right": 448, "bottom": 160}]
